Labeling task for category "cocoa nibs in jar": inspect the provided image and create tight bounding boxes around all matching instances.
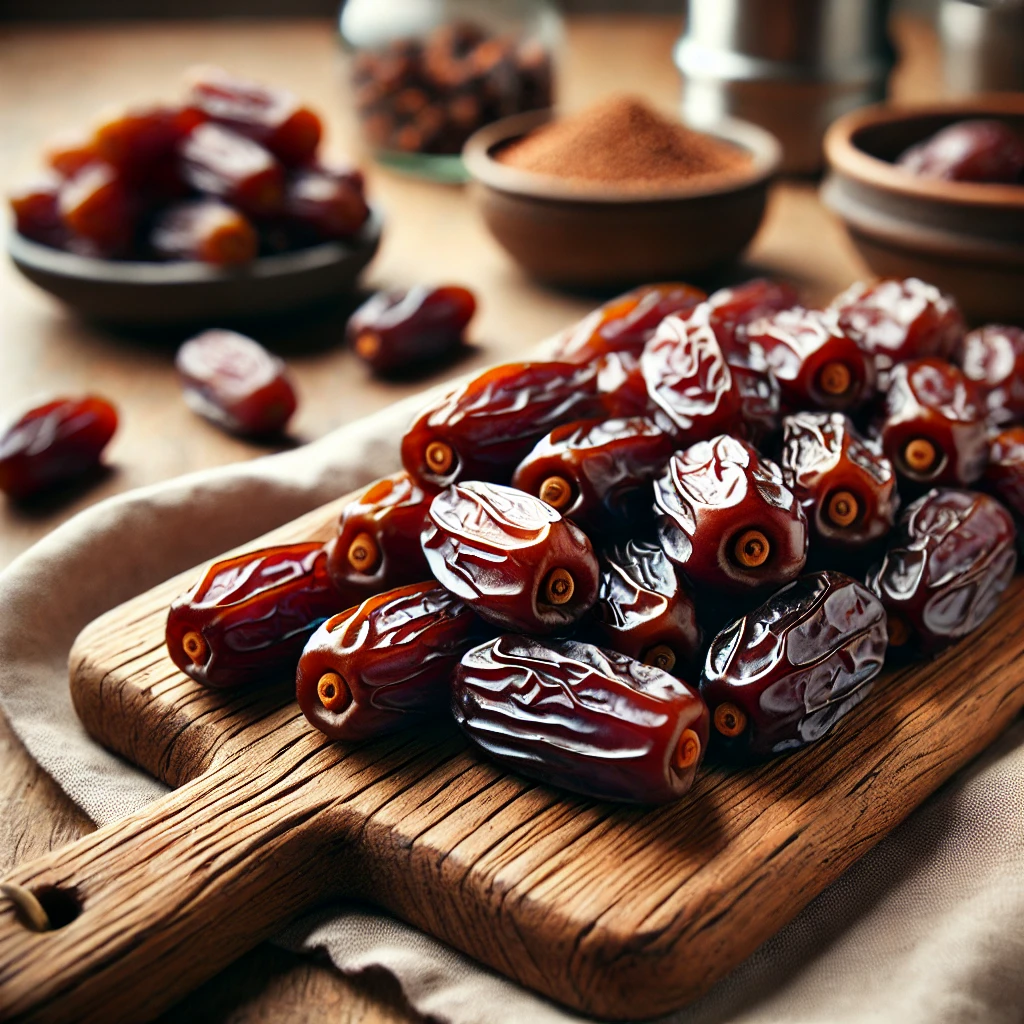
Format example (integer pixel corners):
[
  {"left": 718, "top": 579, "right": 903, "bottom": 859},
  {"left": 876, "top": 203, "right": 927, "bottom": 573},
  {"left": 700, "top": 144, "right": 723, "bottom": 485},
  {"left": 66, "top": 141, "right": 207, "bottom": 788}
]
[{"left": 496, "top": 95, "right": 753, "bottom": 189}]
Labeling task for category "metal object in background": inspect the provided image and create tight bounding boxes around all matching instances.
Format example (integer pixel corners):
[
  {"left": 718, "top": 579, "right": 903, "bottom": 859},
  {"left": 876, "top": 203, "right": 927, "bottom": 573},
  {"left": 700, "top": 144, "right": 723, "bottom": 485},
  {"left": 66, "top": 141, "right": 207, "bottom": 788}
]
[
  {"left": 940, "top": 0, "right": 1024, "bottom": 95},
  {"left": 675, "top": 0, "right": 895, "bottom": 174}
]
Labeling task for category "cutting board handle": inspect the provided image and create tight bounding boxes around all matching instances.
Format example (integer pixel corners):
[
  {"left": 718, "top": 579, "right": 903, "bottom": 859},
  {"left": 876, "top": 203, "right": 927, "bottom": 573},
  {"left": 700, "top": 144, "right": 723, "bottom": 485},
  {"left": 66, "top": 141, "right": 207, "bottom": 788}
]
[{"left": 0, "top": 743, "right": 350, "bottom": 1024}]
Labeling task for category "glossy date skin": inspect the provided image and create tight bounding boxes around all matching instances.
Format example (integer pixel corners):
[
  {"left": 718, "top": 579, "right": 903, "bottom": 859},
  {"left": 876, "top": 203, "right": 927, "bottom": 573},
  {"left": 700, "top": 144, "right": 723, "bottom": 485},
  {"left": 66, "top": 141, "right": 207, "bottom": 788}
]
[
  {"left": 0, "top": 396, "right": 118, "bottom": 500},
  {"left": 781, "top": 412, "right": 898, "bottom": 547},
  {"left": 347, "top": 285, "right": 476, "bottom": 375},
  {"left": 701, "top": 278, "right": 801, "bottom": 354},
  {"left": 511, "top": 417, "right": 676, "bottom": 533},
  {"left": 296, "top": 582, "right": 480, "bottom": 741},
  {"left": 866, "top": 489, "right": 1017, "bottom": 654},
  {"left": 326, "top": 471, "right": 434, "bottom": 597},
  {"left": 150, "top": 199, "right": 257, "bottom": 265},
  {"left": 421, "top": 481, "right": 600, "bottom": 633},
  {"left": 594, "top": 540, "right": 701, "bottom": 673},
  {"left": 896, "top": 120, "right": 1024, "bottom": 183},
  {"left": 167, "top": 542, "right": 342, "bottom": 689},
  {"left": 700, "top": 571, "right": 888, "bottom": 758},
  {"left": 453, "top": 635, "right": 709, "bottom": 803},
  {"left": 985, "top": 427, "right": 1024, "bottom": 522},
  {"left": 956, "top": 324, "right": 1024, "bottom": 426},
  {"left": 400, "top": 360, "right": 602, "bottom": 489},
  {"left": 879, "top": 358, "right": 988, "bottom": 487},
  {"left": 655, "top": 435, "right": 808, "bottom": 593}
]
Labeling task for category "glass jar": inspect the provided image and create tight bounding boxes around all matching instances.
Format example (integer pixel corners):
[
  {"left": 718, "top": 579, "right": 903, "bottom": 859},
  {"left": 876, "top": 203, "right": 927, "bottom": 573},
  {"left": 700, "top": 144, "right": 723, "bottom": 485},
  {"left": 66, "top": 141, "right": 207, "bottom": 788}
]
[{"left": 339, "top": 0, "right": 561, "bottom": 182}]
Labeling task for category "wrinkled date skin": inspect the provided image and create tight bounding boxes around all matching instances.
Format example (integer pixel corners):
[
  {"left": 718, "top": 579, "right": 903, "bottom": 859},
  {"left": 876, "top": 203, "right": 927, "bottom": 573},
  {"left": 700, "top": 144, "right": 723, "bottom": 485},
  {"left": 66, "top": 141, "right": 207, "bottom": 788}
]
[
  {"left": 985, "top": 427, "right": 1024, "bottom": 522},
  {"left": 453, "top": 635, "right": 710, "bottom": 803},
  {"left": 700, "top": 571, "right": 888, "bottom": 758},
  {"left": 879, "top": 358, "right": 988, "bottom": 487},
  {"left": 151, "top": 199, "right": 257, "bottom": 265},
  {"left": 897, "top": 120, "right": 1024, "bottom": 183},
  {"left": 511, "top": 417, "right": 676, "bottom": 533},
  {"left": 832, "top": 277, "right": 965, "bottom": 375},
  {"left": 594, "top": 539, "right": 702, "bottom": 673},
  {"left": 744, "top": 307, "right": 875, "bottom": 411},
  {"left": 176, "top": 329, "right": 297, "bottom": 437},
  {"left": 325, "top": 471, "right": 434, "bottom": 597},
  {"left": 641, "top": 315, "right": 742, "bottom": 443},
  {"left": 421, "top": 481, "right": 600, "bottom": 633},
  {"left": 594, "top": 350, "right": 655, "bottom": 419},
  {"left": 400, "top": 360, "right": 602, "bottom": 489},
  {"left": 167, "top": 542, "right": 342, "bottom": 689},
  {"left": 956, "top": 324, "right": 1024, "bottom": 426},
  {"left": 700, "top": 278, "right": 801, "bottom": 354},
  {"left": 655, "top": 434, "right": 808, "bottom": 593},
  {"left": 347, "top": 285, "right": 476, "bottom": 375},
  {"left": 866, "top": 489, "right": 1017, "bottom": 654},
  {"left": 0, "top": 396, "right": 118, "bottom": 500},
  {"left": 547, "top": 282, "right": 706, "bottom": 364},
  {"left": 781, "top": 412, "right": 898, "bottom": 547},
  {"left": 296, "top": 582, "right": 481, "bottom": 741}
]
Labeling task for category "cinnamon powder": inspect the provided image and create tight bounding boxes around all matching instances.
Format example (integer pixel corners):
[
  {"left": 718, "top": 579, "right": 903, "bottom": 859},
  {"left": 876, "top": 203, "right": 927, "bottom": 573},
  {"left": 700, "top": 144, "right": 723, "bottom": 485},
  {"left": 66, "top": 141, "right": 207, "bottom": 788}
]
[{"left": 496, "top": 95, "right": 752, "bottom": 189}]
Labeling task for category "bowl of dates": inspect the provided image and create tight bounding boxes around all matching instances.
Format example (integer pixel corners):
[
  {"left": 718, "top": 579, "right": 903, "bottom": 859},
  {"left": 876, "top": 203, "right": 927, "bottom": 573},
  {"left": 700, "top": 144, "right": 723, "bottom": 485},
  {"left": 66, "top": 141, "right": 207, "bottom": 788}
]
[{"left": 821, "top": 95, "right": 1024, "bottom": 323}]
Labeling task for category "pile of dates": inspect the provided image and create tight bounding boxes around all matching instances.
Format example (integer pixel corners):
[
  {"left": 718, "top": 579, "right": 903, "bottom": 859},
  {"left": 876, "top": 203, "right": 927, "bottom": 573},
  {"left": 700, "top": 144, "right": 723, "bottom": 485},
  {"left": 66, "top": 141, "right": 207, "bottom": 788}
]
[
  {"left": 9, "top": 67, "right": 369, "bottom": 265},
  {"left": 166, "top": 275, "right": 1024, "bottom": 804}
]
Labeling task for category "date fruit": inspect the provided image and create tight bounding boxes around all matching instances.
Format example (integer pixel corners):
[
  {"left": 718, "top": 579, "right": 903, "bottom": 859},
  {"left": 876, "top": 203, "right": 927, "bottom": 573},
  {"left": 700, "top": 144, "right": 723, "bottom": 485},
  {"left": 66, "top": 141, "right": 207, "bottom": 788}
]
[
  {"left": 594, "top": 539, "right": 701, "bottom": 672},
  {"left": 897, "top": 119, "right": 1024, "bottom": 184},
  {"left": 453, "top": 635, "right": 709, "bottom": 803},
  {"left": 0, "top": 396, "right": 117, "bottom": 500},
  {"left": 400, "top": 360, "right": 601, "bottom": 488},
  {"left": 655, "top": 434, "right": 808, "bottom": 593},
  {"left": 879, "top": 358, "right": 987, "bottom": 487},
  {"left": 701, "top": 571, "right": 887, "bottom": 757},
  {"left": 9, "top": 176, "right": 64, "bottom": 247},
  {"left": 866, "top": 489, "right": 1016, "bottom": 654},
  {"left": 325, "top": 471, "right": 434, "bottom": 596},
  {"left": 781, "top": 412, "right": 898, "bottom": 547},
  {"left": 421, "top": 481, "right": 599, "bottom": 633},
  {"left": 701, "top": 278, "right": 800, "bottom": 354},
  {"left": 956, "top": 324, "right": 1024, "bottom": 426},
  {"left": 176, "top": 329, "right": 297, "bottom": 437},
  {"left": 511, "top": 416, "right": 676, "bottom": 533},
  {"left": 58, "top": 164, "right": 136, "bottom": 254},
  {"left": 167, "top": 542, "right": 341, "bottom": 689},
  {"left": 348, "top": 285, "right": 476, "bottom": 375},
  {"left": 985, "top": 426, "right": 1024, "bottom": 522},
  {"left": 296, "top": 582, "right": 480, "bottom": 741},
  {"left": 150, "top": 199, "right": 257, "bottom": 265}
]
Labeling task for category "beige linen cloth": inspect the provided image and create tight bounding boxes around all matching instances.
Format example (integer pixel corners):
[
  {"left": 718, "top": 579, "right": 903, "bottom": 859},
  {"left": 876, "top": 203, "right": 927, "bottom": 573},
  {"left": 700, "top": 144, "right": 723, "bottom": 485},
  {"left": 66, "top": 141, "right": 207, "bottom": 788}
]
[{"left": 1, "top": 390, "right": 1023, "bottom": 1024}]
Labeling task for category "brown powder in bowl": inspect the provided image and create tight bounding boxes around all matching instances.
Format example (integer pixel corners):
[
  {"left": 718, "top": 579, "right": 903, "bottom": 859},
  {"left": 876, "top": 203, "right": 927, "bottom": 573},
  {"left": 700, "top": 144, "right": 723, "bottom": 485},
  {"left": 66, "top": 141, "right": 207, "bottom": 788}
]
[{"left": 496, "top": 95, "right": 753, "bottom": 189}]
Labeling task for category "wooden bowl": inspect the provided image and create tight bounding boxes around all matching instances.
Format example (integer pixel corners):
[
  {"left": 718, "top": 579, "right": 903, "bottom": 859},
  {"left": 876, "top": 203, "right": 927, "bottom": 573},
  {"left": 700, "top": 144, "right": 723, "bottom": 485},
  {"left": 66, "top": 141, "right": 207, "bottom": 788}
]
[
  {"left": 7, "top": 206, "right": 383, "bottom": 328},
  {"left": 463, "top": 110, "right": 781, "bottom": 288},
  {"left": 821, "top": 97, "right": 1024, "bottom": 323}
]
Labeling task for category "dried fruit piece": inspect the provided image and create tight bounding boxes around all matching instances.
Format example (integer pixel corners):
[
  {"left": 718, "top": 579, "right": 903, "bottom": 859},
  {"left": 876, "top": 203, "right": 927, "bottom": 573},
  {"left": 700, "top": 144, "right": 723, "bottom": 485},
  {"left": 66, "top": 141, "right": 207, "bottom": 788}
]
[
  {"left": 150, "top": 200, "right": 257, "bottom": 265},
  {"left": 283, "top": 168, "right": 369, "bottom": 241},
  {"left": 296, "top": 582, "right": 481, "bottom": 741},
  {"left": 0, "top": 396, "right": 117, "bottom": 500},
  {"left": 985, "top": 426, "right": 1024, "bottom": 522},
  {"left": 896, "top": 119, "right": 1024, "bottom": 183},
  {"left": 700, "top": 571, "right": 887, "bottom": 757},
  {"left": 58, "top": 164, "right": 136, "bottom": 254},
  {"left": 9, "top": 176, "right": 65, "bottom": 247},
  {"left": 453, "top": 635, "right": 708, "bottom": 802},
  {"left": 655, "top": 434, "right": 808, "bottom": 593},
  {"left": 166, "top": 542, "right": 342, "bottom": 689},
  {"left": 176, "top": 329, "right": 297, "bottom": 436},
  {"left": 956, "top": 324, "right": 1024, "bottom": 426},
  {"left": 93, "top": 105, "right": 201, "bottom": 185},
  {"left": 420, "top": 480, "right": 599, "bottom": 633},
  {"left": 866, "top": 489, "right": 1017, "bottom": 654}
]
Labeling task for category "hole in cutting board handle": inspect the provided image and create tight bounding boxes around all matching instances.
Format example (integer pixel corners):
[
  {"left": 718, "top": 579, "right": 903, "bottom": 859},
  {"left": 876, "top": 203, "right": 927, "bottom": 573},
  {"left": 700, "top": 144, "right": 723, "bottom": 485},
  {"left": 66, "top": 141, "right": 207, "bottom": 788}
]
[{"left": 1, "top": 882, "right": 82, "bottom": 931}]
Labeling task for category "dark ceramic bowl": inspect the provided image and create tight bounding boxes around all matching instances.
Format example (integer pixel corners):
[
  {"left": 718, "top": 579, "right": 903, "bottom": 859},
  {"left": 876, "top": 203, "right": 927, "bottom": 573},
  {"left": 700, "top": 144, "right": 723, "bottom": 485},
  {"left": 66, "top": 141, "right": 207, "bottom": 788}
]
[
  {"left": 463, "top": 109, "right": 781, "bottom": 288},
  {"left": 821, "top": 97, "right": 1024, "bottom": 323},
  {"left": 7, "top": 206, "right": 383, "bottom": 328}
]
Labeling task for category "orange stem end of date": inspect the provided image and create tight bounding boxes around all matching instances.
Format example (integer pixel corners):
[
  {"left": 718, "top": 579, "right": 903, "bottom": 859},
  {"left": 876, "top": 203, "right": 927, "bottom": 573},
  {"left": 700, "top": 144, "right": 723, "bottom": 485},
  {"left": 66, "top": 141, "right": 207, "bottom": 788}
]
[
  {"left": 714, "top": 702, "right": 747, "bottom": 738},
  {"left": 347, "top": 531, "right": 380, "bottom": 574},
  {"left": 543, "top": 568, "right": 575, "bottom": 606},
  {"left": 673, "top": 728, "right": 701, "bottom": 771},
  {"left": 317, "top": 671, "right": 351, "bottom": 714},
  {"left": 818, "top": 361, "right": 852, "bottom": 397},
  {"left": 826, "top": 490, "right": 860, "bottom": 528},
  {"left": 538, "top": 475, "right": 573, "bottom": 511},
  {"left": 182, "top": 631, "right": 208, "bottom": 665},
  {"left": 903, "top": 437, "right": 938, "bottom": 474},
  {"left": 732, "top": 529, "right": 771, "bottom": 569},
  {"left": 424, "top": 441, "right": 454, "bottom": 476},
  {"left": 644, "top": 644, "right": 677, "bottom": 673}
]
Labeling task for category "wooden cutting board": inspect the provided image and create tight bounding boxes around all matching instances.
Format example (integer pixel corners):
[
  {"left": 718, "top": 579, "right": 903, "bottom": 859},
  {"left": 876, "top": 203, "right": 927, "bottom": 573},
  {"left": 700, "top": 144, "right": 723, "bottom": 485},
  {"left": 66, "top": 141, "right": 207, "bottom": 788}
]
[{"left": 1, "top": 491, "right": 1023, "bottom": 1024}]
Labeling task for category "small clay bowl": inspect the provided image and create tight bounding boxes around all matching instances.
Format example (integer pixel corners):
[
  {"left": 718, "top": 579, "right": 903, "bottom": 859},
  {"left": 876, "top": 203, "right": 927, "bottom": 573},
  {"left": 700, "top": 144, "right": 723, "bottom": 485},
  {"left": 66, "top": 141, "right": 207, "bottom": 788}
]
[
  {"left": 463, "top": 110, "right": 781, "bottom": 288},
  {"left": 821, "top": 97, "right": 1024, "bottom": 323},
  {"left": 7, "top": 206, "right": 383, "bottom": 328}
]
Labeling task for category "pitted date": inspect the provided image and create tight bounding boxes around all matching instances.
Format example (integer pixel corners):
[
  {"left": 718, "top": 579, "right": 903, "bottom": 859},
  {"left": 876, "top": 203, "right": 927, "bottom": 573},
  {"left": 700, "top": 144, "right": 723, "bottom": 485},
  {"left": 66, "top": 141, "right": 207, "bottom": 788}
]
[
  {"left": 420, "top": 481, "right": 599, "bottom": 633},
  {"left": 744, "top": 307, "right": 875, "bottom": 411},
  {"left": 594, "top": 539, "right": 701, "bottom": 673},
  {"left": 296, "top": 582, "right": 480, "bottom": 741},
  {"left": 167, "top": 542, "right": 341, "bottom": 689},
  {"left": 547, "top": 282, "right": 706, "bottom": 364},
  {"left": 655, "top": 434, "right": 808, "bottom": 593},
  {"left": 700, "top": 571, "right": 887, "bottom": 757},
  {"left": 879, "top": 357, "right": 987, "bottom": 487},
  {"left": 985, "top": 427, "right": 1024, "bottom": 522},
  {"left": 781, "top": 412, "right": 898, "bottom": 547},
  {"left": 400, "top": 360, "right": 601, "bottom": 488},
  {"left": 640, "top": 315, "right": 742, "bottom": 443},
  {"left": 325, "top": 471, "right": 434, "bottom": 597},
  {"left": 956, "top": 324, "right": 1024, "bottom": 426},
  {"left": 453, "top": 635, "right": 709, "bottom": 803},
  {"left": 511, "top": 417, "right": 676, "bottom": 533},
  {"left": 866, "top": 489, "right": 1016, "bottom": 654}
]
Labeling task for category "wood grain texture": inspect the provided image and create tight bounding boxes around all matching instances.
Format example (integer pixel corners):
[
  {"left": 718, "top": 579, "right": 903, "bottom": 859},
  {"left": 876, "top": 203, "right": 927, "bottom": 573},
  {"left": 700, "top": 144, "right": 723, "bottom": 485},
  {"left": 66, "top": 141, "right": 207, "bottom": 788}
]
[{"left": 1, "top": 491, "right": 1023, "bottom": 1024}]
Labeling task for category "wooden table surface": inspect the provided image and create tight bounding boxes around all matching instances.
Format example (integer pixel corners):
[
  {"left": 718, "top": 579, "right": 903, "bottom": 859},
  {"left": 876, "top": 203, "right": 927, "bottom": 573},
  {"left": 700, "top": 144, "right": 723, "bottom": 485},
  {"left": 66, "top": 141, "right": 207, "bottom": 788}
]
[{"left": 0, "top": 14, "right": 942, "bottom": 1023}]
